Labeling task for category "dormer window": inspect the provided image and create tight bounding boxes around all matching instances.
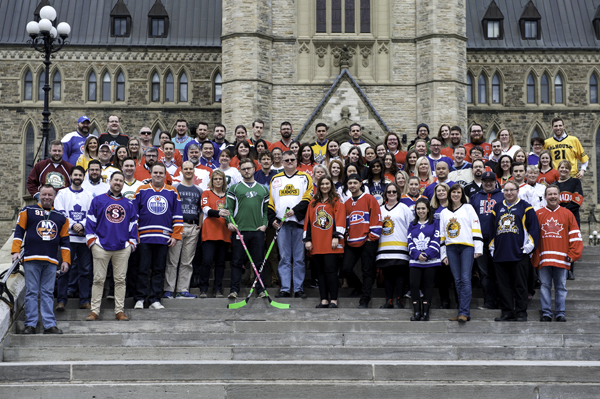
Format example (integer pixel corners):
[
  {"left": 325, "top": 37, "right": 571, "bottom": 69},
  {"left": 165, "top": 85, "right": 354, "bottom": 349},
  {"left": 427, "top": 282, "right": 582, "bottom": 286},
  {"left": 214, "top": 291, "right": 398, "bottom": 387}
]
[
  {"left": 148, "top": 0, "right": 169, "bottom": 38},
  {"left": 593, "top": 5, "right": 600, "bottom": 40},
  {"left": 482, "top": 0, "right": 504, "bottom": 40},
  {"left": 110, "top": 0, "right": 131, "bottom": 38},
  {"left": 519, "top": 0, "right": 541, "bottom": 40}
]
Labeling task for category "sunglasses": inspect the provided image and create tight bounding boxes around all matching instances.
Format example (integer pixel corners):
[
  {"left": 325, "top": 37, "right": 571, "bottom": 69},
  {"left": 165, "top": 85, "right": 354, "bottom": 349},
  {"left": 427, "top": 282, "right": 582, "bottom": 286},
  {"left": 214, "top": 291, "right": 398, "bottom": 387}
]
[
  {"left": 140, "top": 131, "right": 152, "bottom": 135},
  {"left": 386, "top": 190, "right": 398, "bottom": 194},
  {"left": 283, "top": 159, "right": 296, "bottom": 163}
]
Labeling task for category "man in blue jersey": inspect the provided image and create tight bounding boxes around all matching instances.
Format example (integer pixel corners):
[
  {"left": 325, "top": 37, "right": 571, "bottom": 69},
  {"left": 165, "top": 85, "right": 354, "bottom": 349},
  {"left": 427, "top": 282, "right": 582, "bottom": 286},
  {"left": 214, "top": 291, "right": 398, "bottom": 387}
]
[{"left": 62, "top": 116, "right": 93, "bottom": 166}]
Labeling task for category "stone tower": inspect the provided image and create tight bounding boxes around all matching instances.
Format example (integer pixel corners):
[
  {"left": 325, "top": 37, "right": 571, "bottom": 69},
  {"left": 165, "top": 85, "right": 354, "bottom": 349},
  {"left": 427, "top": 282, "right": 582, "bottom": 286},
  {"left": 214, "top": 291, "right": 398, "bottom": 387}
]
[{"left": 221, "top": 0, "right": 467, "bottom": 142}]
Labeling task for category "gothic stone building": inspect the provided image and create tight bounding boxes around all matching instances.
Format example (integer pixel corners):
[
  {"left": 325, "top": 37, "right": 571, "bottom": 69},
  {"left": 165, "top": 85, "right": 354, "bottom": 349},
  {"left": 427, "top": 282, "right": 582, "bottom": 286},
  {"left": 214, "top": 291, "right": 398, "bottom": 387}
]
[{"left": 0, "top": 0, "right": 599, "bottom": 242}]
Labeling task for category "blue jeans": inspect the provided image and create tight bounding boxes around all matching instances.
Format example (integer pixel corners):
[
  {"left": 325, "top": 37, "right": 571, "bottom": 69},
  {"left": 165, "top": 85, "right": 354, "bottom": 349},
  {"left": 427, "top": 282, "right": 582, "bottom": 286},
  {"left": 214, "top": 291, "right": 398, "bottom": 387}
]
[
  {"left": 57, "top": 242, "right": 92, "bottom": 305},
  {"left": 538, "top": 266, "right": 568, "bottom": 318},
  {"left": 277, "top": 223, "right": 306, "bottom": 293},
  {"left": 23, "top": 260, "right": 58, "bottom": 329},
  {"left": 446, "top": 244, "right": 474, "bottom": 317}
]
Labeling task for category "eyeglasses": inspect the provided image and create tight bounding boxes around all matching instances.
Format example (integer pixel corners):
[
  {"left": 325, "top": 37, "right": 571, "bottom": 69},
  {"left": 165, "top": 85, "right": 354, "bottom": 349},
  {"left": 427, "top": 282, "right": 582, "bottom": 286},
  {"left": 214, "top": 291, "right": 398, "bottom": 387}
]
[
  {"left": 386, "top": 191, "right": 398, "bottom": 194},
  {"left": 145, "top": 154, "right": 157, "bottom": 158},
  {"left": 140, "top": 131, "right": 152, "bottom": 135},
  {"left": 240, "top": 167, "right": 254, "bottom": 171},
  {"left": 283, "top": 159, "right": 296, "bottom": 163}
]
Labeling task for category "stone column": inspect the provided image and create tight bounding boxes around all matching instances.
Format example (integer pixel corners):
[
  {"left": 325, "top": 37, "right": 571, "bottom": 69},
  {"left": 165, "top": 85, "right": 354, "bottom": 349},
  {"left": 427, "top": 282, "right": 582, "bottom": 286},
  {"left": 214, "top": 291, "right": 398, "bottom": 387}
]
[{"left": 221, "top": 0, "right": 273, "bottom": 135}]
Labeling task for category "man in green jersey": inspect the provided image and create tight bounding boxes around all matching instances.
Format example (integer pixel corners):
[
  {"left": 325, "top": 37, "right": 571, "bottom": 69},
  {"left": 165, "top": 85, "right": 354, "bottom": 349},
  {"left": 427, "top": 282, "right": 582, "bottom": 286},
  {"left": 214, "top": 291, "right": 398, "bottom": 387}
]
[{"left": 226, "top": 158, "right": 270, "bottom": 298}]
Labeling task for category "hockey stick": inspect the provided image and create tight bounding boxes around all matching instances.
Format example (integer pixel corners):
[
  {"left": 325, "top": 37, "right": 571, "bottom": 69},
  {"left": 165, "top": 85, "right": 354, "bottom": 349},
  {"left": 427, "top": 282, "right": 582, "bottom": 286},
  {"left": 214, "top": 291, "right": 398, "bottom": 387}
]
[
  {"left": 228, "top": 211, "right": 288, "bottom": 309},
  {"left": 227, "top": 215, "right": 290, "bottom": 310}
]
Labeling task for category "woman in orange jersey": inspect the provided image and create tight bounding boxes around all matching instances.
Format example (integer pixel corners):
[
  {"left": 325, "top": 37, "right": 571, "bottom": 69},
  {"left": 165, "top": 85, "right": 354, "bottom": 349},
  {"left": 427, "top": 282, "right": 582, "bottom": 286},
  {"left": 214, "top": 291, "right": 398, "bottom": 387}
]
[
  {"left": 537, "top": 150, "right": 559, "bottom": 186},
  {"left": 198, "top": 170, "right": 231, "bottom": 298},
  {"left": 494, "top": 155, "right": 514, "bottom": 188},
  {"left": 230, "top": 141, "right": 259, "bottom": 170},
  {"left": 303, "top": 175, "right": 346, "bottom": 308},
  {"left": 383, "top": 153, "right": 399, "bottom": 182},
  {"left": 297, "top": 143, "right": 317, "bottom": 176},
  {"left": 403, "top": 149, "right": 418, "bottom": 175}
]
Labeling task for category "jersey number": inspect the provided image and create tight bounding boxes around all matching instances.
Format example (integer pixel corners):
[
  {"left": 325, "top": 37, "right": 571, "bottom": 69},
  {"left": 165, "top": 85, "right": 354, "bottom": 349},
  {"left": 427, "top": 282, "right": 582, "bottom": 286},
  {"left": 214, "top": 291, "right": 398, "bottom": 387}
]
[{"left": 554, "top": 149, "right": 566, "bottom": 160}]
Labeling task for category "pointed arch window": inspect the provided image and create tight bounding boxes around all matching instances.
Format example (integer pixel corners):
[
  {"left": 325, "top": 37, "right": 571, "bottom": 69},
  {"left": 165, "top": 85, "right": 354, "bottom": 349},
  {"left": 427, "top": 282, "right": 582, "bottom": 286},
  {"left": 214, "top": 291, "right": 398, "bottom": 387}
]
[
  {"left": 488, "top": 129, "right": 497, "bottom": 143},
  {"left": 214, "top": 72, "right": 222, "bottom": 103},
  {"left": 91, "top": 127, "right": 100, "bottom": 137},
  {"left": 492, "top": 74, "right": 500, "bottom": 104},
  {"left": 102, "top": 72, "right": 111, "bottom": 102},
  {"left": 52, "top": 71, "right": 61, "bottom": 100},
  {"left": 24, "top": 124, "right": 35, "bottom": 194},
  {"left": 151, "top": 73, "right": 160, "bottom": 102},
  {"left": 527, "top": 74, "right": 535, "bottom": 103},
  {"left": 179, "top": 72, "right": 188, "bottom": 102},
  {"left": 541, "top": 74, "right": 549, "bottom": 104},
  {"left": 316, "top": 0, "right": 326, "bottom": 33},
  {"left": 478, "top": 74, "right": 487, "bottom": 104},
  {"left": 24, "top": 70, "right": 33, "bottom": 100},
  {"left": 554, "top": 75, "right": 563, "bottom": 104},
  {"left": 165, "top": 72, "right": 174, "bottom": 102},
  {"left": 88, "top": 72, "right": 97, "bottom": 101},
  {"left": 466, "top": 74, "right": 473, "bottom": 104},
  {"left": 116, "top": 72, "right": 125, "bottom": 101},
  {"left": 590, "top": 74, "right": 598, "bottom": 104},
  {"left": 153, "top": 127, "right": 162, "bottom": 147},
  {"left": 38, "top": 72, "right": 45, "bottom": 101}
]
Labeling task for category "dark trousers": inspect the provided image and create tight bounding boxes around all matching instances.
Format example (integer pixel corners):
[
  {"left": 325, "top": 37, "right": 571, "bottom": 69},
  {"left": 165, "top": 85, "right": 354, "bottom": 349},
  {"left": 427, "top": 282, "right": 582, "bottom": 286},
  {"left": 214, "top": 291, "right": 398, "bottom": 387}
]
[
  {"left": 435, "top": 263, "right": 454, "bottom": 304},
  {"left": 199, "top": 240, "right": 227, "bottom": 292},
  {"left": 410, "top": 266, "right": 438, "bottom": 304},
  {"left": 342, "top": 241, "right": 378, "bottom": 303},
  {"left": 382, "top": 262, "right": 409, "bottom": 300},
  {"left": 475, "top": 240, "right": 497, "bottom": 308},
  {"left": 57, "top": 242, "right": 92, "bottom": 305},
  {"left": 231, "top": 231, "right": 265, "bottom": 294},
  {"left": 495, "top": 256, "right": 530, "bottom": 317},
  {"left": 126, "top": 245, "right": 140, "bottom": 297},
  {"left": 136, "top": 243, "right": 168, "bottom": 304},
  {"left": 312, "top": 253, "right": 340, "bottom": 301}
]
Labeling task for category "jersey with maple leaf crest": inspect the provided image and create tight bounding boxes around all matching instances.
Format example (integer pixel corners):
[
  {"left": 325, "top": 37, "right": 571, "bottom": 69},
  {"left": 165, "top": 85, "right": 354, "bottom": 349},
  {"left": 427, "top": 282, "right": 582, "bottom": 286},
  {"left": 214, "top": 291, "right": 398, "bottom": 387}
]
[
  {"left": 407, "top": 219, "right": 441, "bottom": 268},
  {"left": 532, "top": 206, "right": 583, "bottom": 270},
  {"left": 54, "top": 187, "right": 94, "bottom": 244}
]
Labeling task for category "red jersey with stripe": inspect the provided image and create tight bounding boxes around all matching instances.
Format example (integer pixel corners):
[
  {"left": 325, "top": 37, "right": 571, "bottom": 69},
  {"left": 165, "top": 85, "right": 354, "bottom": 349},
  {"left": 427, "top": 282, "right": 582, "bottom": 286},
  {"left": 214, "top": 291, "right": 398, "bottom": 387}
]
[
  {"left": 537, "top": 169, "right": 560, "bottom": 186},
  {"left": 134, "top": 183, "right": 183, "bottom": 244},
  {"left": 463, "top": 142, "right": 492, "bottom": 163},
  {"left": 201, "top": 190, "right": 231, "bottom": 243},
  {"left": 533, "top": 206, "right": 583, "bottom": 270},
  {"left": 344, "top": 193, "right": 383, "bottom": 247}
]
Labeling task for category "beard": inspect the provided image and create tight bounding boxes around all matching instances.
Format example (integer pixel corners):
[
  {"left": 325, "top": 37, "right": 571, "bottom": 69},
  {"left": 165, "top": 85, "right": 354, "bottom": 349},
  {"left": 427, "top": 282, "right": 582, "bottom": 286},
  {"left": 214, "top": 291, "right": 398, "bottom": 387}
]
[
  {"left": 471, "top": 136, "right": 484, "bottom": 145},
  {"left": 72, "top": 178, "right": 84, "bottom": 186}
]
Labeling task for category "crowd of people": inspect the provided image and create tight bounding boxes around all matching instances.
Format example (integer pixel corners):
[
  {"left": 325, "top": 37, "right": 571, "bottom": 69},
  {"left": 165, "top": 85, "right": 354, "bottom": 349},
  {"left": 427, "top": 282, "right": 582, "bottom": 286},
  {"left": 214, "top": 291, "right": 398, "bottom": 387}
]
[{"left": 14, "top": 115, "right": 587, "bottom": 334}]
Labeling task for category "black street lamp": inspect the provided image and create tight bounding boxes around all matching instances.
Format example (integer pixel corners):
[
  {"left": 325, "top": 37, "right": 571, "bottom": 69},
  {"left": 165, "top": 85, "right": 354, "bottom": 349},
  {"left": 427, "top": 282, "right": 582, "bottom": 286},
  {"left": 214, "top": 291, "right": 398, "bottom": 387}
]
[{"left": 26, "top": 6, "right": 70, "bottom": 160}]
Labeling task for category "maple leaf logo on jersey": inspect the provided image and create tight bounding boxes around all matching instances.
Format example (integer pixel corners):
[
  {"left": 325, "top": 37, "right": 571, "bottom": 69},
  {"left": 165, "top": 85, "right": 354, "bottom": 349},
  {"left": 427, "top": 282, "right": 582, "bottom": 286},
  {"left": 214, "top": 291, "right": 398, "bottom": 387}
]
[
  {"left": 414, "top": 232, "right": 430, "bottom": 251},
  {"left": 541, "top": 217, "right": 563, "bottom": 237},
  {"left": 69, "top": 204, "right": 86, "bottom": 222}
]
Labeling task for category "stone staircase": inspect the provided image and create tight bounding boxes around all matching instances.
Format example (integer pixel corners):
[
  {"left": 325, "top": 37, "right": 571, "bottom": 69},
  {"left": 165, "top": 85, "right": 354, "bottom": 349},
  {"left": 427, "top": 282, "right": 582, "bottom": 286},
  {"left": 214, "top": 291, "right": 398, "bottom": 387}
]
[{"left": 1, "top": 249, "right": 600, "bottom": 398}]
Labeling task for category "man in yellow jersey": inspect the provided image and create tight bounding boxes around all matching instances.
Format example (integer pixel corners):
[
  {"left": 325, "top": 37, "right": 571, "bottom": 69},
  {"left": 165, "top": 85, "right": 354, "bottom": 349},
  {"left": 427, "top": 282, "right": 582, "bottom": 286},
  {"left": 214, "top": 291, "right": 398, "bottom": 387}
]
[{"left": 544, "top": 117, "right": 588, "bottom": 178}]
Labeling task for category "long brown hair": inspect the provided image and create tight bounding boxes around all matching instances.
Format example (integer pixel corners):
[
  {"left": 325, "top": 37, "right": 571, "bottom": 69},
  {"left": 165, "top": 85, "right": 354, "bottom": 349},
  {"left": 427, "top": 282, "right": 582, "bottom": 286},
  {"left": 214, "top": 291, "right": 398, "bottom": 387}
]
[{"left": 311, "top": 175, "right": 339, "bottom": 206}]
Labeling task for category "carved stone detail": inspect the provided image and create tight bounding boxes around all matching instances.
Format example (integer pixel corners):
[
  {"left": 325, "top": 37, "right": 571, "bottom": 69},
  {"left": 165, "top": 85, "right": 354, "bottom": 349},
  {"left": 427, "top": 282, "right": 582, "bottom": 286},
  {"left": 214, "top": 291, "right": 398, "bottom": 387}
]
[
  {"left": 378, "top": 42, "right": 389, "bottom": 54},
  {"left": 316, "top": 46, "right": 327, "bottom": 67},
  {"left": 298, "top": 42, "right": 310, "bottom": 54},
  {"left": 360, "top": 46, "right": 371, "bottom": 67}
]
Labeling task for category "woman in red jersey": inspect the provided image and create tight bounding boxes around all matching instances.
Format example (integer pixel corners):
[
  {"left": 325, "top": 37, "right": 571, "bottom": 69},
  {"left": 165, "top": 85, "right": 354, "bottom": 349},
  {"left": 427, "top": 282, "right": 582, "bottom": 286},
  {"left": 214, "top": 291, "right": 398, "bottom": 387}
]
[
  {"left": 297, "top": 143, "right": 317, "bottom": 176},
  {"left": 537, "top": 150, "right": 560, "bottom": 186}
]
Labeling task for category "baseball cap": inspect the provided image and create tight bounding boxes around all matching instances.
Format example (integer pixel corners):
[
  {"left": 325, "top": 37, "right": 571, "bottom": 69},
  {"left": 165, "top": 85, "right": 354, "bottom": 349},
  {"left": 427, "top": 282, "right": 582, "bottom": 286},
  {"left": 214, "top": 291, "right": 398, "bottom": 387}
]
[
  {"left": 99, "top": 143, "right": 111, "bottom": 151},
  {"left": 482, "top": 171, "right": 496, "bottom": 181},
  {"left": 78, "top": 116, "right": 91, "bottom": 123}
]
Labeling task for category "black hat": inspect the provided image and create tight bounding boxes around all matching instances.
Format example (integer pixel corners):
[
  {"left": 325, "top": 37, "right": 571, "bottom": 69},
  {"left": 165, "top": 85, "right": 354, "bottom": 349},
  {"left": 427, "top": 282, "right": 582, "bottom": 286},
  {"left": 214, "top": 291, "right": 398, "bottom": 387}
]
[{"left": 482, "top": 171, "right": 496, "bottom": 181}]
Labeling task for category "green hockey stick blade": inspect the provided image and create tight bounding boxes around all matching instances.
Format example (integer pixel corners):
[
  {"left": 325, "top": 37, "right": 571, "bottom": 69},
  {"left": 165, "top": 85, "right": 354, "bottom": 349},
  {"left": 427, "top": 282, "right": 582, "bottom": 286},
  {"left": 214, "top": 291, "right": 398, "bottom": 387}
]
[
  {"left": 266, "top": 295, "right": 291, "bottom": 309},
  {"left": 227, "top": 299, "right": 249, "bottom": 309}
]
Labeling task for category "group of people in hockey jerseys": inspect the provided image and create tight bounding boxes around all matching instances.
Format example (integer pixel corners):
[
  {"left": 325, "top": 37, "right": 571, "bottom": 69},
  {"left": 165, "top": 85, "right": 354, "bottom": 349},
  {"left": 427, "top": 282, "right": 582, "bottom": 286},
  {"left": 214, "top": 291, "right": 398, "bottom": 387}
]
[{"left": 13, "top": 115, "right": 587, "bottom": 334}]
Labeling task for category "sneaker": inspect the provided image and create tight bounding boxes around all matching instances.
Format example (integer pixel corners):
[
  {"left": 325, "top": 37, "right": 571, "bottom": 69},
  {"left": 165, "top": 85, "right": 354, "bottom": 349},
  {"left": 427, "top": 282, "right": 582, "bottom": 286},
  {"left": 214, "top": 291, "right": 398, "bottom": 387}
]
[
  {"left": 106, "top": 294, "right": 115, "bottom": 300},
  {"left": 149, "top": 301, "right": 164, "bottom": 310},
  {"left": 199, "top": 291, "right": 208, "bottom": 298},
  {"left": 43, "top": 326, "right": 63, "bottom": 334},
  {"left": 22, "top": 326, "right": 36, "bottom": 334},
  {"left": 404, "top": 292, "right": 411, "bottom": 299},
  {"left": 214, "top": 291, "right": 224, "bottom": 298},
  {"left": 162, "top": 291, "right": 174, "bottom": 299},
  {"left": 258, "top": 291, "right": 267, "bottom": 298},
  {"left": 176, "top": 291, "right": 197, "bottom": 299},
  {"left": 228, "top": 291, "right": 238, "bottom": 299},
  {"left": 294, "top": 291, "right": 308, "bottom": 299},
  {"left": 134, "top": 300, "right": 144, "bottom": 309},
  {"left": 357, "top": 301, "right": 369, "bottom": 309},
  {"left": 79, "top": 303, "right": 91, "bottom": 310},
  {"left": 55, "top": 302, "right": 66, "bottom": 312}
]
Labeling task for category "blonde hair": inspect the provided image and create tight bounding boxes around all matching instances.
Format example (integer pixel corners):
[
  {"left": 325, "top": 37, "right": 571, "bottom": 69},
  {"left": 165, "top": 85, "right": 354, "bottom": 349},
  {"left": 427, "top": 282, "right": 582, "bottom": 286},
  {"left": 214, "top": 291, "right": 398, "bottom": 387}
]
[
  {"left": 208, "top": 169, "right": 227, "bottom": 191},
  {"left": 415, "top": 156, "right": 435, "bottom": 185}
]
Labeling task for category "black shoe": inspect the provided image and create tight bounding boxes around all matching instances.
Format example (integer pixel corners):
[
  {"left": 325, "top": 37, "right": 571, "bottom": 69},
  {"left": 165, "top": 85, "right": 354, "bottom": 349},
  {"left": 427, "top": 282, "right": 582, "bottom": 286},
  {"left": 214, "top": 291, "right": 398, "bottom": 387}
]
[
  {"left": 43, "top": 326, "right": 63, "bottom": 334},
  {"left": 308, "top": 279, "right": 319, "bottom": 289},
  {"left": 357, "top": 301, "right": 369, "bottom": 309},
  {"left": 410, "top": 301, "right": 422, "bottom": 321},
  {"left": 420, "top": 302, "right": 431, "bottom": 321},
  {"left": 22, "top": 326, "right": 36, "bottom": 334},
  {"left": 440, "top": 301, "right": 450, "bottom": 309},
  {"left": 540, "top": 316, "right": 552, "bottom": 322},
  {"left": 534, "top": 279, "right": 542, "bottom": 289},
  {"left": 567, "top": 271, "right": 574, "bottom": 280},
  {"left": 294, "top": 291, "right": 308, "bottom": 299},
  {"left": 556, "top": 315, "right": 567, "bottom": 322},
  {"left": 348, "top": 288, "right": 361, "bottom": 297},
  {"left": 380, "top": 299, "right": 394, "bottom": 309},
  {"left": 494, "top": 314, "right": 516, "bottom": 322},
  {"left": 275, "top": 291, "right": 290, "bottom": 298},
  {"left": 315, "top": 302, "right": 329, "bottom": 308},
  {"left": 516, "top": 316, "right": 528, "bottom": 322},
  {"left": 395, "top": 297, "right": 404, "bottom": 309},
  {"left": 328, "top": 302, "right": 338, "bottom": 308}
]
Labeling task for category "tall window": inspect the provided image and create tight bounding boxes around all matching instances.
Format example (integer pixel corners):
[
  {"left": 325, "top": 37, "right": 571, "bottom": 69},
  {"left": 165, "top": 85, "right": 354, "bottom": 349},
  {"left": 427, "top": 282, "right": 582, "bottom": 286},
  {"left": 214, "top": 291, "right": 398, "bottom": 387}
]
[
  {"left": 165, "top": 73, "right": 174, "bottom": 102},
  {"left": 345, "top": 0, "right": 355, "bottom": 33},
  {"left": 88, "top": 72, "right": 97, "bottom": 101},
  {"left": 316, "top": 0, "right": 326, "bottom": 33},
  {"left": 360, "top": 0, "right": 370, "bottom": 33},
  {"left": 116, "top": 72, "right": 125, "bottom": 101},
  {"left": 214, "top": 73, "right": 222, "bottom": 103},
  {"left": 488, "top": 129, "right": 497, "bottom": 143},
  {"left": 541, "top": 74, "right": 549, "bottom": 104},
  {"left": 554, "top": 75, "right": 563, "bottom": 104},
  {"left": 52, "top": 71, "right": 61, "bottom": 100},
  {"left": 527, "top": 74, "right": 535, "bottom": 103},
  {"left": 179, "top": 72, "right": 188, "bottom": 102},
  {"left": 113, "top": 17, "right": 128, "bottom": 37},
  {"left": 153, "top": 127, "right": 162, "bottom": 147},
  {"left": 38, "top": 72, "right": 45, "bottom": 101},
  {"left": 332, "top": 0, "right": 342, "bottom": 33},
  {"left": 487, "top": 21, "right": 500, "bottom": 39},
  {"left": 91, "top": 127, "right": 100, "bottom": 137},
  {"left": 492, "top": 74, "right": 500, "bottom": 103},
  {"left": 596, "top": 127, "right": 600, "bottom": 203},
  {"left": 466, "top": 74, "right": 473, "bottom": 104},
  {"left": 478, "top": 74, "right": 487, "bottom": 104},
  {"left": 590, "top": 74, "right": 598, "bottom": 104},
  {"left": 151, "top": 73, "right": 160, "bottom": 102},
  {"left": 315, "top": 0, "right": 370, "bottom": 34},
  {"left": 24, "top": 124, "right": 35, "bottom": 194},
  {"left": 524, "top": 21, "right": 537, "bottom": 39},
  {"left": 102, "top": 72, "right": 111, "bottom": 101},
  {"left": 24, "top": 70, "right": 33, "bottom": 100},
  {"left": 150, "top": 18, "right": 166, "bottom": 37}
]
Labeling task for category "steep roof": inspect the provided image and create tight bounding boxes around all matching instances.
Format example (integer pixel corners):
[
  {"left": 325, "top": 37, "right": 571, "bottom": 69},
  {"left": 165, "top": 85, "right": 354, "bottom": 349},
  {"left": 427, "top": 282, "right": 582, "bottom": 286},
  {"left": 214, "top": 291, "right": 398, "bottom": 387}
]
[
  {"left": 467, "top": 0, "right": 600, "bottom": 49},
  {"left": 0, "top": 0, "right": 221, "bottom": 47}
]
